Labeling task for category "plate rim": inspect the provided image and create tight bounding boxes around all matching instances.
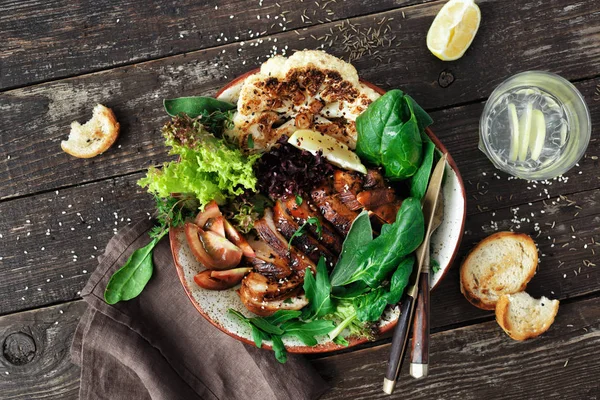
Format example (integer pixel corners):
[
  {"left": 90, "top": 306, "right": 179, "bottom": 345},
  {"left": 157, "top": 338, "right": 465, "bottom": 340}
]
[{"left": 170, "top": 70, "right": 467, "bottom": 353}]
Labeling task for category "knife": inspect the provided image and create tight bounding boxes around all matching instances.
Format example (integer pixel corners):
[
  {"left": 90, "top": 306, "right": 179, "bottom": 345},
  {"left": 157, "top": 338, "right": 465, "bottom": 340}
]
[{"left": 383, "top": 154, "right": 447, "bottom": 395}]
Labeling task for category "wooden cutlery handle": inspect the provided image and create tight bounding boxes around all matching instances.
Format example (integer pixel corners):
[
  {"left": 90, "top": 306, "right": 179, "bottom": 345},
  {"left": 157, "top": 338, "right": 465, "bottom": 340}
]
[
  {"left": 383, "top": 293, "right": 416, "bottom": 394},
  {"left": 410, "top": 271, "right": 430, "bottom": 378}
]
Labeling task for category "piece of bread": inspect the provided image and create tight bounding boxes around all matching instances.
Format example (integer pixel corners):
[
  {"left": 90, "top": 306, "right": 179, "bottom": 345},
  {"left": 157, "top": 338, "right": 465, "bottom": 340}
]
[
  {"left": 460, "top": 231, "right": 538, "bottom": 310},
  {"left": 61, "top": 104, "right": 120, "bottom": 158},
  {"left": 495, "top": 292, "right": 559, "bottom": 340}
]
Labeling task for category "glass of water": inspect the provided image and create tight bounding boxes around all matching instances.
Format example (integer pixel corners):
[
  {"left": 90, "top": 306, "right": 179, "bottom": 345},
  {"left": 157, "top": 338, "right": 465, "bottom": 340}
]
[{"left": 479, "top": 71, "right": 591, "bottom": 180}]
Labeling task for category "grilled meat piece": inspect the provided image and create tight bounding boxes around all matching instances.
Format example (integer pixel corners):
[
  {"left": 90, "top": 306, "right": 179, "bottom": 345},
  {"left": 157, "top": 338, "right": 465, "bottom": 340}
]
[
  {"left": 238, "top": 272, "right": 307, "bottom": 316},
  {"left": 311, "top": 183, "right": 359, "bottom": 236},
  {"left": 254, "top": 209, "right": 316, "bottom": 276},
  {"left": 238, "top": 283, "right": 308, "bottom": 316},
  {"left": 333, "top": 170, "right": 363, "bottom": 210},
  {"left": 273, "top": 200, "right": 337, "bottom": 264},
  {"left": 247, "top": 239, "right": 292, "bottom": 280},
  {"left": 363, "top": 169, "right": 386, "bottom": 189},
  {"left": 333, "top": 169, "right": 363, "bottom": 195},
  {"left": 356, "top": 188, "right": 398, "bottom": 210},
  {"left": 240, "top": 271, "right": 303, "bottom": 301},
  {"left": 284, "top": 197, "right": 343, "bottom": 254}
]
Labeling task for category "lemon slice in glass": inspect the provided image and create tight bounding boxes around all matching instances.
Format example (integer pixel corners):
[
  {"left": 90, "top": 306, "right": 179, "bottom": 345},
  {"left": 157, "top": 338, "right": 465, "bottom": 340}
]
[
  {"left": 427, "top": 0, "right": 481, "bottom": 61},
  {"left": 288, "top": 129, "right": 367, "bottom": 174}
]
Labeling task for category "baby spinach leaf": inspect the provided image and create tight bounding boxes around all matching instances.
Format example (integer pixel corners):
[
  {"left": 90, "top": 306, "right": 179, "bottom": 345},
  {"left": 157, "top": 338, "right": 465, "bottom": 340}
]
[
  {"left": 406, "top": 95, "right": 433, "bottom": 132},
  {"left": 354, "top": 288, "right": 388, "bottom": 322},
  {"left": 353, "top": 256, "right": 415, "bottom": 322},
  {"left": 384, "top": 256, "right": 415, "bottom": 305},
  {"left": 380, "top": 99, "right": 422, "bottom": 180},
  {"left": 104, "top": 237, "right": 159, "bottom": 305},
  {"left": 356, "top": 89, "right": 432, "bottom": 181},
  {"left": 331, "top": 281, "right": 369, "bottom": 300},
  {"left": 410, "top": 135, "right": 436, "bottom": 200},
  {"left": 330, "top": 210, "right": 372, "bottom": 287},
  {"left": 336, "top": 198, "right": 424, "bottom": 287},
  {"left": 270, "top": 335, "right": 288, "bottom": 363},
  {"left": 303, "top": 257, "right": 334, "bottom": 319},
  {"left": 163, "top": 96, "right": 236, "bottom": 118},
  {"left": 356, "top": 89, "right": 405, "bottom": 165}
]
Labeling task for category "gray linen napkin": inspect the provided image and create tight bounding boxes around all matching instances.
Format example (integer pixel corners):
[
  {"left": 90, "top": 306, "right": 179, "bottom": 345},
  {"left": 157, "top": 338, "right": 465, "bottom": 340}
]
[{"left": 70, "top": 218, "right": 329, "bottom": 400}]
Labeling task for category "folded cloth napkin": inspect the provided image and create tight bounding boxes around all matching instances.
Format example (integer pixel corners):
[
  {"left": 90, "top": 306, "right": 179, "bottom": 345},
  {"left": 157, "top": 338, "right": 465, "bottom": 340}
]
[{"left": 71, "top": 218, "right": 329, "bottom": 400}]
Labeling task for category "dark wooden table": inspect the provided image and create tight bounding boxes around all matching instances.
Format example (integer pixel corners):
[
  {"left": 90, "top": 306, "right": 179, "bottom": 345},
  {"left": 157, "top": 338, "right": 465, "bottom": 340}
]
[{"left": 1, "top": 0, "right": 599, "bottom": 398}]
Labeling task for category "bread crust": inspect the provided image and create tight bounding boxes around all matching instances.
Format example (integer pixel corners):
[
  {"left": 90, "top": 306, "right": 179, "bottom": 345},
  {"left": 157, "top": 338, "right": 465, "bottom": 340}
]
[
  {"left": 61, "top": 104, "right": 120, "bottom": 158},
  {"left": 495, "top": 294, "right": 559, "bottom": 340},
  {"left": 460, "top": 231, "right": 538, "bottom": 310}
]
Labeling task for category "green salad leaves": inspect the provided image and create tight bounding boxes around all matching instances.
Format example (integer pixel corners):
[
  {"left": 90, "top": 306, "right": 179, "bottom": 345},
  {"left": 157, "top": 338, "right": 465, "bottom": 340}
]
[
  {"left": 356, "top": 89, "right": 433, "bottom": 181},
  {"left": 229, "top": 306, "right": 335, "bottom": 363},
  {"left": 138, "top": 115, "right": 259, "bottom": 208},
  {"left": 330, "top": 198, "right": 424, "bottom": 287}
]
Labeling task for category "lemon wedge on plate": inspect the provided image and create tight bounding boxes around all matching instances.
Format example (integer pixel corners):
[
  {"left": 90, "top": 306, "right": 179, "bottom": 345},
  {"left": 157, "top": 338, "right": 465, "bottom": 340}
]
[
  {"left": 427, "top": 0, "right": 481, "bottom": 61},
  {"left": 288, "top": 129, "right": 367, "bottom": 174}
]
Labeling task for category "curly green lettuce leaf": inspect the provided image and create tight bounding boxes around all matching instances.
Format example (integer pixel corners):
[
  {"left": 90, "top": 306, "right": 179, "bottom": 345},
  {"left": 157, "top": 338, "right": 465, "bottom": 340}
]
[{"left": 138, "top": 115, "right": 259, "bottom": 208}]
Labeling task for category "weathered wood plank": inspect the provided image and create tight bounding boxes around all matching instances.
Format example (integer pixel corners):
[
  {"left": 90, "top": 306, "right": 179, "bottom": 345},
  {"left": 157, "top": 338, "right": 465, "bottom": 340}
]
[
  {"left": 0, "top": 0, "right": 420, "bottom": 91},
  {"left": 0, "top": 301, "right": 85, "bottom": 400},
  {"left": 0, "top": 174, "right": 154, "bottom": 315},
  {"left": 314, "top": 296, "right": 600, "bottom": 400},
  {"left": 1, "top": 165, "right": 598, "bottom": 324},
  {"left": 2, "top": 0, "right": 600, "bottom": 200},
  {"left": 1, "top": 296, "right": 597, "bottom": 399}
]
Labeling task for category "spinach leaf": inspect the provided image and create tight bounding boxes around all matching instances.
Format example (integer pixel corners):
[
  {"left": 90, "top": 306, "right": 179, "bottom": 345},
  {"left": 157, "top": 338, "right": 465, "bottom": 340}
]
[
  {"left": 353, "top": 256, "right": 415, "bottom": 322},
  {"left": 331, "top": 281, "right": 369, "bottom": 300},
  {"left": 335, "top": 198, "right": 424, "bottom": 287},
  {"left": 163, "top": 96, "right": 236, "bottom": 118},
  {"left": 356, "top": 89, "right": 405, "bottom": 165},
  {"left": 270, "top": 335, "right": 288, "bottom": 363},
  {"left": 330, "top": 210, "right": 372, "bottom": 287},
  {"left": 354, "top": 288, "right": 388, "bottom": 322},
  {"left": 380, "top": 98, "right": 422, "bottom": 180},
  {"left": 385, "top": 256, "right": 415, "bottom": 305},
  {"left": 406, "top": 95, "right": 433, "bottom": 132},
  {"left": 356, "top": 89, "right": 433, "bottom": 181},
  {"left": 303, "top": 257, "right": 334, "bottom": 319},
  {"left": 410, "top": 135, "right": 436, "bottom": 199},
  {"left": 104, "top": 237, "right": 159, "bottom": 304}
]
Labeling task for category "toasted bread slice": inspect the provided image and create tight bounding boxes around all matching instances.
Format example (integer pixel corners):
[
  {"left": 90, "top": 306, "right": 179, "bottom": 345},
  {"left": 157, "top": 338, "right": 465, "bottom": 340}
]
[
  {"left": 495, "top": 292, "right": 559, "bottom": 340},
  {"left": 460, "top": 231, "right": 537, "bottom": 310},
  {"left": 61, "top": 104, "right": 119, "bottom": 158}
]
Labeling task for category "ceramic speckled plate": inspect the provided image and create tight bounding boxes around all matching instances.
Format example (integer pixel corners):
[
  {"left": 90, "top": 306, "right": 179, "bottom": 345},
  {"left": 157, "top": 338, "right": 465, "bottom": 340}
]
[{"left": 169, "top": 72, "right": 467, "bottom": 353}]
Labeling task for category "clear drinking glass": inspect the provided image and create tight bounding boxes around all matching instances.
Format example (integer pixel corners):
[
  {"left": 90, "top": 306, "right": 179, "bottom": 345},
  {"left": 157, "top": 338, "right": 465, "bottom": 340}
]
[{"left": 479, "top": 71, "right": 591, "bottom": 180}]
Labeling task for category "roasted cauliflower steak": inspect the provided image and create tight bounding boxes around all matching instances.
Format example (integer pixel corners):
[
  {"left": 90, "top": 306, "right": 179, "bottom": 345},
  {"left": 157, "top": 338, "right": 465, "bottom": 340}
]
[{"left": 222, "top": 50, "right": 380, "bottom": 151}]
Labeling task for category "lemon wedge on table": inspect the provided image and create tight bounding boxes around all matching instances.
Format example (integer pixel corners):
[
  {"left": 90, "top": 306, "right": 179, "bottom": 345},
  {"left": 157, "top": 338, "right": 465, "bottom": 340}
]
[
  {"left": 288, "top": 129, "right": 368, "bottom": 174},
  {"left": 427, "top": 0, "right": 481, "bottom": 61}
]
